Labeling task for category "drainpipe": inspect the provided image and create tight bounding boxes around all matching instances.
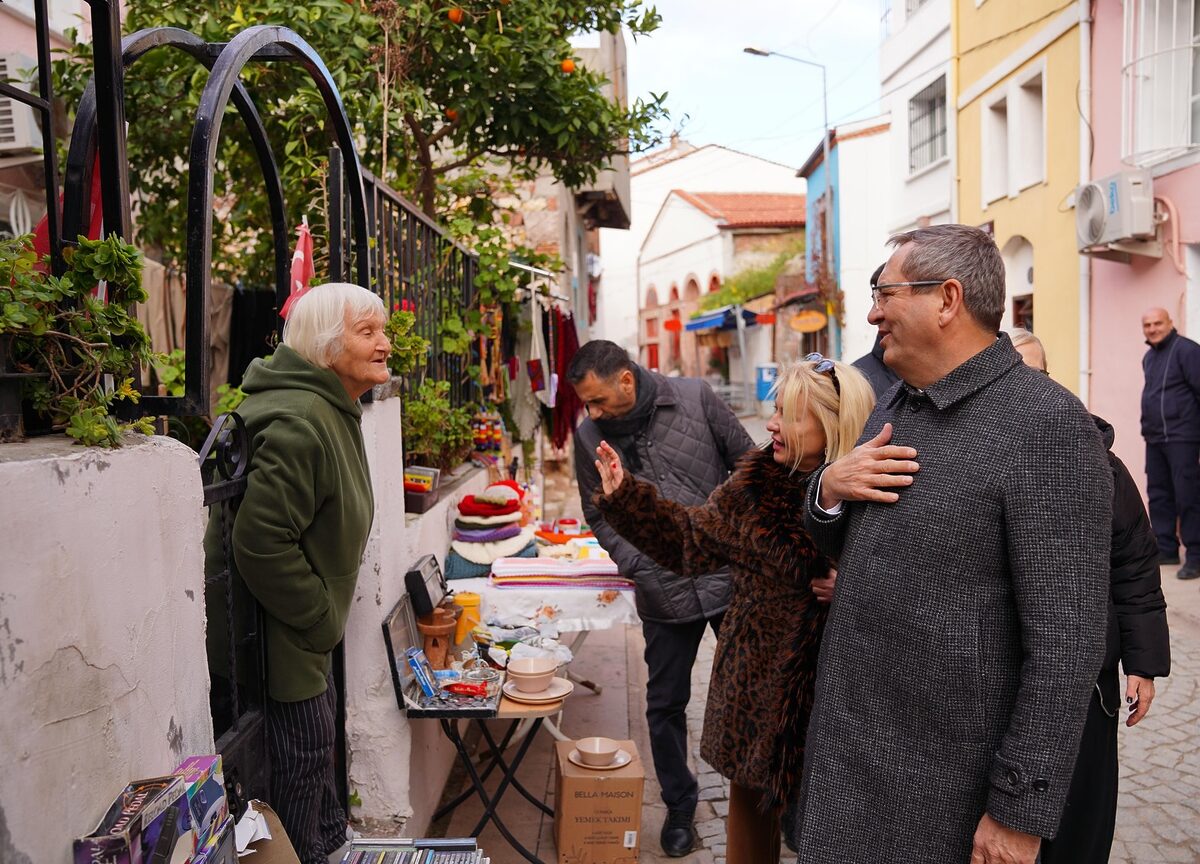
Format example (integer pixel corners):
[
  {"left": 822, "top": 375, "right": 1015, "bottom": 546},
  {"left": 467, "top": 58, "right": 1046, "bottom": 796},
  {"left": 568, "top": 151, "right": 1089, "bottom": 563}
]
[{"left": 1078, "top": 0, "right": 1093, "bottom": 405}]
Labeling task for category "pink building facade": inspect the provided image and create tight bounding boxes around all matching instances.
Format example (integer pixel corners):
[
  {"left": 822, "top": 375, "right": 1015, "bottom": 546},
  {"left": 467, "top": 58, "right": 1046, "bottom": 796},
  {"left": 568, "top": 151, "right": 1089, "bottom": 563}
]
[{"left": 1088, "top": 0, "right": 1200, "bottom": 487}]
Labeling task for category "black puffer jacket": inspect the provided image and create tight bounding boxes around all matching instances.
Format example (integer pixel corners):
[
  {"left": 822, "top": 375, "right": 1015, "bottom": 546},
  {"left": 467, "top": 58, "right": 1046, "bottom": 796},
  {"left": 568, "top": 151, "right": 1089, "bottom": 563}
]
[
  {"left": 852, "top": 333, "right": 899, "bottom": 399},
  {"left": 1141, "top": 329, "right": 1200, "bottom": 443},
  {"left": 1096, "top": 416, "right": 1171, "bottom": 678},
  {"left": 575, "top": 373, "right": 753, "bottom": 622}
]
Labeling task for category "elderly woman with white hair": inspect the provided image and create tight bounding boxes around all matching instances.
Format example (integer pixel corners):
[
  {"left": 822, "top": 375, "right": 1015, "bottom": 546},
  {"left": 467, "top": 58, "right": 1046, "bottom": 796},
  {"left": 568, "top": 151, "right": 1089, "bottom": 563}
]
[{"left": 231, "top": 281, "right": 389, "bottom": 863}]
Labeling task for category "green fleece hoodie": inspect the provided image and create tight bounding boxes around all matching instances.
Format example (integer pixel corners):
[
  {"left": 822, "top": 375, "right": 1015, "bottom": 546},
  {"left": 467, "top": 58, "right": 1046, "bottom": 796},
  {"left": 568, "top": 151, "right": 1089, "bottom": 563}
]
[{"left": 228, "top": 345, "right": 374, "bottom": 702}]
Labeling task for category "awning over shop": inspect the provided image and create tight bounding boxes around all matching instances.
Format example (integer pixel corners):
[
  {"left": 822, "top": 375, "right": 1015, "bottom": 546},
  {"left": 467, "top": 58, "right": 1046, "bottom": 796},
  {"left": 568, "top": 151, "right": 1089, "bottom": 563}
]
[{"left": 685, "top": 305, "right": 759, "bottom": 332}]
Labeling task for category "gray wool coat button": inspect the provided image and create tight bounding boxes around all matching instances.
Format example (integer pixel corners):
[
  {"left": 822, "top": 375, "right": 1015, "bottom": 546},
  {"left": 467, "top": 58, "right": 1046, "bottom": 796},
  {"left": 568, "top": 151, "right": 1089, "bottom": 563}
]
[
  {"left": 1033, "top": 779, "right": 1049, "bottom": 792},
  {"left": 1007, "top": 769, "right": 1020, "bottom": 786}
]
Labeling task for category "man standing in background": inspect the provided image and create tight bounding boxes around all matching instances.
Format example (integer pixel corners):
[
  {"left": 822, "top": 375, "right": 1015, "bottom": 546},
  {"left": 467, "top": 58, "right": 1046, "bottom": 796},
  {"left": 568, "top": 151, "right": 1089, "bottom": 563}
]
[
  {"left": 1140, "top": 307, "right": 1200, "bottom": 580},
  {"left": 568, "top": 340, "right": 753, "bottom": 857}
]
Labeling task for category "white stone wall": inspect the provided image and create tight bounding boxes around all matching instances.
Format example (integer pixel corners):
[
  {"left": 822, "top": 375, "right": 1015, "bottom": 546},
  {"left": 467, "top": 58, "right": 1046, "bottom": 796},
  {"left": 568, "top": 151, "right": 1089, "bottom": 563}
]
[
  {"left": 345, "top": 398, "right": 491, "bottom": 836},
  {"left": 0, "top": 435, "right": 212, "bottom": 864}
]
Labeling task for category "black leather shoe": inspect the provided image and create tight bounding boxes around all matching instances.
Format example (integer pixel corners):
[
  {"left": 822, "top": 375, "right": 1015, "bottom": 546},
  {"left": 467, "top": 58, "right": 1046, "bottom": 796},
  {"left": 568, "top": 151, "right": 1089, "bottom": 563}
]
[
  {"left": 1178, "top": 564, "right": 1200, "bottom": 580},
  {"left": 661, "top": 809, "right": 697, "bottom": 857}
]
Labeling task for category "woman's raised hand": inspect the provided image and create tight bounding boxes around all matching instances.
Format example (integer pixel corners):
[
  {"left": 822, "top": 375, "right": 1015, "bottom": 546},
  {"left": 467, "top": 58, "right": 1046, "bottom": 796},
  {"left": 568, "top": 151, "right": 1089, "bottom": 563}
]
[{"left": 595, "top": 441, "right": 626, "bottom": 496}]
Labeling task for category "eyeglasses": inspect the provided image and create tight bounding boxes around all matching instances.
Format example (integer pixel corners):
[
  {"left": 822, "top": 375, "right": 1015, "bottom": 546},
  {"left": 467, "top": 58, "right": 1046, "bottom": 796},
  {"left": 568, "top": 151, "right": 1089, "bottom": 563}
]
[
  {"left": 870, "top": 279, "right": 946, "bottom": 307},
  {"left": 804, "top": 352, "right": 840, "bottom": 395}
]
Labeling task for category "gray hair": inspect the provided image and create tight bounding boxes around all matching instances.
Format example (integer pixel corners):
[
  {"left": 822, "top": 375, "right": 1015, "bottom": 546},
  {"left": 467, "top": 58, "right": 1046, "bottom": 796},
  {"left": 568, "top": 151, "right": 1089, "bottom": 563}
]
[
  {"left": 887, "top": 224, "right": 1005, "bottom": 331},
  {"left": 281, "top": 282, "right": 386, "bottom": 368}
]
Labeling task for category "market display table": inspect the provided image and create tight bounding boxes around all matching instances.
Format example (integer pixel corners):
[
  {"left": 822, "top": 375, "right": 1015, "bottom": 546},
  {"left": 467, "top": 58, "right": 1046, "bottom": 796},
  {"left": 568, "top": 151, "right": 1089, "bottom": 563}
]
[
  {"left": 449, "top": 576, "right": 640, "bottom": 701},
  {"left": 413, "top": 696, "right": 563, "bottom": 864}
]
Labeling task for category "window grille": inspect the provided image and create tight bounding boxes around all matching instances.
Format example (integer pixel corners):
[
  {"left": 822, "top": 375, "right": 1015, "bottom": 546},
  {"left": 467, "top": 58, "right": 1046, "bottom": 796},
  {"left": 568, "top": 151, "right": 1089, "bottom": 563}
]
[
  {"left": 906, "top": 0, "right": 930, "bottom": 15},
  {"left": 1123, "top": 0, "right": 1200, "bottom": 166},
  {"left": 908, "top": 75, "right": 947, "bottom": 172}
]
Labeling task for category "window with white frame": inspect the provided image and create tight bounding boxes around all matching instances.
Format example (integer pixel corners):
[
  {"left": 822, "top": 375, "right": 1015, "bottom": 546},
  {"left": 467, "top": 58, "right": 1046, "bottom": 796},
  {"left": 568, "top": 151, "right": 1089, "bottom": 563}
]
[
  {"left": 980, "top": 64, "right": 1045, "bottom": 205},
  {"left": 909, "top": 75, "right": 947, "bottom": 173},
  {"left": 905, "top": 0, "right": 931, "bottom": 14},
  {"left": 1123, "top": 0, "right": 1200, "bottom": 166},
  {"left": 1013, "top": 72, "right": 1045, "bottom": 191},
  {"left": 983, "top": 95, "right": 1009, "bottom": 204}
]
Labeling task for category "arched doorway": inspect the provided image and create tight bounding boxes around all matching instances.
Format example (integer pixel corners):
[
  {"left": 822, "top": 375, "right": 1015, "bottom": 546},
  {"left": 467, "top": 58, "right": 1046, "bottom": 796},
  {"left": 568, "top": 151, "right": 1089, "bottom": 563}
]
[
  {"left": 642, "top": 285, "right": 661, "bottom": 370},
  {"left": 1000, "top": 235, "right": 1034, "bottom": 331}
]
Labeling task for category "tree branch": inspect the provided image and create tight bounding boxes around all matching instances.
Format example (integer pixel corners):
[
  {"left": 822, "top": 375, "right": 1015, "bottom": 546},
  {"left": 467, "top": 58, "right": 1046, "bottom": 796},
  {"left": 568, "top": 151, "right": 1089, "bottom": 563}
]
[{"left": 432, "top": 147, "right": 488, "bottom": 175}]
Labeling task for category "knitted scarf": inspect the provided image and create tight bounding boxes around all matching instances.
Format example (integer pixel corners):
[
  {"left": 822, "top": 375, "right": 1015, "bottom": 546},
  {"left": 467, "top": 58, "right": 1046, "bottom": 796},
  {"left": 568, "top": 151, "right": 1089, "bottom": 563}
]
[{"left": 592, "top": 365, "right": 658, "bottom": 472}]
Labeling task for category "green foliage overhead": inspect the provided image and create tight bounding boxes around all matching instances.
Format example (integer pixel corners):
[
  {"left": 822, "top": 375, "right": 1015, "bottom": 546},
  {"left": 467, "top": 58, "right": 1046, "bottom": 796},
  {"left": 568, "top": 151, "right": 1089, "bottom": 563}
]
[
  {"left": 698, "top": 240, "right": 805, "bottom": 313},
  {"left": 52, "top": 0, "right": 667, "bottom": 288},
  {"left": 0, "top": 234, "right": 155, "bottom": 447},
  {"left": 385, "top": 309, "right": 430, "bottom": 376}
]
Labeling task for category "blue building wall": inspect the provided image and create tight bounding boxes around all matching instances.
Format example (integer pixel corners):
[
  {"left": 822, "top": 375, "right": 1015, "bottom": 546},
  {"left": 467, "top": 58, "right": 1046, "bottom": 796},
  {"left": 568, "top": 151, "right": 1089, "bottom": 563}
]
[{"left": 802, "top": 142, "right": 841, "bottom": 284}]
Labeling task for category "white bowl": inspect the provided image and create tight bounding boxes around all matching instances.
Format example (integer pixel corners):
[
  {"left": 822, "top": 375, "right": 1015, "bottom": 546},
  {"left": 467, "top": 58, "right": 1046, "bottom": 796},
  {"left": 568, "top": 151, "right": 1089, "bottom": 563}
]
[
  {"left": 576, "top": 736, "right": 620, "bottom": 767},
  {"left": 506, "top": 656, "right": 559, "bottom": 693}
]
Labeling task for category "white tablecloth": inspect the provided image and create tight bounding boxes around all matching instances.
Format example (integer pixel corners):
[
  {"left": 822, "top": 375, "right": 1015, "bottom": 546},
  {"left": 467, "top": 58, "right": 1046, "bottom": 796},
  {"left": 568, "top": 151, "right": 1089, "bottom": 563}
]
[{"left": 449, "top": 577, "right": 640, "bottom": 632}]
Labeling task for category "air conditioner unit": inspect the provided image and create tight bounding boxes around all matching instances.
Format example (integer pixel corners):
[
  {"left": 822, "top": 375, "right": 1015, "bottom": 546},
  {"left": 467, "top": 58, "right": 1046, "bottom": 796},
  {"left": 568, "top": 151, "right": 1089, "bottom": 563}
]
[
  {"left": 0, "top": 54, "right": 44, "bottom": 154},
  {"left": 1075, "top": 169, "right": 1154, "bottom": 251}
]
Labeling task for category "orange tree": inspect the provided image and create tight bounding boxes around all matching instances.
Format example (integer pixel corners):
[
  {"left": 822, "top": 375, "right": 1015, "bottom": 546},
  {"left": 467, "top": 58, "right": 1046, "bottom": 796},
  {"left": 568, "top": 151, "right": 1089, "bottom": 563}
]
[{"left": 52, "top": 0, "right": 666, "bottom": 285}]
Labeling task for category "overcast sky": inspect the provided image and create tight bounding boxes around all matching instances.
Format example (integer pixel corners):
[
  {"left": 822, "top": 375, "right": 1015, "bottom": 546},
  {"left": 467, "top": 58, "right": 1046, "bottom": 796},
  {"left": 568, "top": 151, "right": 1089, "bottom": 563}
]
[{"left": 625, "top": 0, "right": 886, "bottom": 169}]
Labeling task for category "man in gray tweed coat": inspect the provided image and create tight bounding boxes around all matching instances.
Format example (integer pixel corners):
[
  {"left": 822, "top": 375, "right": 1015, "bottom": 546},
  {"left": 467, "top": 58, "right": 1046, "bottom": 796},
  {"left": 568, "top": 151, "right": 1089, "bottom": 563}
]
[{"left": 796, "top": 225, "right": 1112, "bottom": 863}]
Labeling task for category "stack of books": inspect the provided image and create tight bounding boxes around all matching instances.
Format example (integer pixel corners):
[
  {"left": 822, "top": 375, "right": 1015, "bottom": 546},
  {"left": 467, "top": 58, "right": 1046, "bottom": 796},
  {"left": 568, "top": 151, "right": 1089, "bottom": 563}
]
[{"left": 340, "top": 838, "right": 487, "bottom": 863}]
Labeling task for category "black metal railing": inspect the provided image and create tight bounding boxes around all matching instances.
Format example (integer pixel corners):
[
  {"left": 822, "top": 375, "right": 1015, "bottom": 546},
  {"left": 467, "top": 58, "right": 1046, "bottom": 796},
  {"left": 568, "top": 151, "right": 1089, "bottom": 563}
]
[{"left": 328, "top": 152, "right": 478, "bottom": 408}]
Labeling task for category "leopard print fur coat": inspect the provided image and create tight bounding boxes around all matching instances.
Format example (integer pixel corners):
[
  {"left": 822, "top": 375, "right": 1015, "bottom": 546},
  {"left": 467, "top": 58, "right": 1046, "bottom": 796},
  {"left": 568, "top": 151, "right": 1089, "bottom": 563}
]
[{"left": 596, "top": 445, "right": 830, "bottom": 803}]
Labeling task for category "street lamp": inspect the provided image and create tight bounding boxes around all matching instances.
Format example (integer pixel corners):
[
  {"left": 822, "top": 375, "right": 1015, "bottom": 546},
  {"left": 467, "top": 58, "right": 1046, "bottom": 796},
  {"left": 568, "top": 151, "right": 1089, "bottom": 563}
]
[{"left": 744, "top": 46, "right": 834, "bottom": 353}]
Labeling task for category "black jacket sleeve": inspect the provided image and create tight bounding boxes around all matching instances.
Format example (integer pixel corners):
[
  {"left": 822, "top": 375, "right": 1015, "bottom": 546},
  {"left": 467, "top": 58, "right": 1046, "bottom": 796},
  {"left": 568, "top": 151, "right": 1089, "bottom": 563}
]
[{"left": 1109, "top": 452, "right": 1171, "bottom": 679}]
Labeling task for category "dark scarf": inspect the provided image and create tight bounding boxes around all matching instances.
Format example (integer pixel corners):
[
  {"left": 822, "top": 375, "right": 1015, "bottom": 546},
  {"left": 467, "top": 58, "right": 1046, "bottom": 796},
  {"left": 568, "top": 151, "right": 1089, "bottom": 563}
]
[{"left": 593, "top": 365, "right": 658, "bottom": 471}]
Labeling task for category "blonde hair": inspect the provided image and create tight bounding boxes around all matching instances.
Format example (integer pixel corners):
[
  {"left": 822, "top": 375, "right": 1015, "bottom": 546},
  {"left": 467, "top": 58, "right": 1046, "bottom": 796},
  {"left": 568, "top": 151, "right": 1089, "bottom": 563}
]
[
  {"left": 282, "top": 282, "right": 386, "bottom": 368},
  {"left": 769, "top": 359, "right": 875, "bottom": 471}
]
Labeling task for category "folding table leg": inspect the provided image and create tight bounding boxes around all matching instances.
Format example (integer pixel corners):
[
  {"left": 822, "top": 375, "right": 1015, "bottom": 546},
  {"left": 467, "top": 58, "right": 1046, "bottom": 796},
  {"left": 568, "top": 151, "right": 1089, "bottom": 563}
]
[
  {"left": 433, "top": 718, "right": 522, "bottom": 822},
  {"left": 478, "top": 720, "right": 554, "bottom": 816},
  {"left": 563, "top": 631, "right": 601, "bottom": 694},
  {"left": 441, "top": 719, "right": 545, "bottom": 864}
]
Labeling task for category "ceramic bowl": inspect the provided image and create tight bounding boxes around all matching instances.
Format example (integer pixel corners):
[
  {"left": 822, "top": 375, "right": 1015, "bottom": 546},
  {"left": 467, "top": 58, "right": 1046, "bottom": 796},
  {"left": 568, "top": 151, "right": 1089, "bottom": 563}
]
[
  {"left": 506, "top": 656, "right": 558, "bottom": 693},
  {"left": 575, "top": 736, "right": 620, "bottom": 767}
]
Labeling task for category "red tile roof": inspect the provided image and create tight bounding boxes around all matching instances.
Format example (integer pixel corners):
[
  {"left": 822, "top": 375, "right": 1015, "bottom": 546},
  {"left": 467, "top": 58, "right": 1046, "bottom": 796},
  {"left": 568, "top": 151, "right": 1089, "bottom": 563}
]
[{"left": 673, "top": 190, "right": 807, "bottom": 229}]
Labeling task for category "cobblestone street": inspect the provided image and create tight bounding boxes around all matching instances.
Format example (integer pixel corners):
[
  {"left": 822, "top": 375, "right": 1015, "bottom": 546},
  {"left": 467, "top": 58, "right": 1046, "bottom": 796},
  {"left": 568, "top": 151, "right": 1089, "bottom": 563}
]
[{"left": 446, "top": 418, "right": 1200, "bottom": 864}]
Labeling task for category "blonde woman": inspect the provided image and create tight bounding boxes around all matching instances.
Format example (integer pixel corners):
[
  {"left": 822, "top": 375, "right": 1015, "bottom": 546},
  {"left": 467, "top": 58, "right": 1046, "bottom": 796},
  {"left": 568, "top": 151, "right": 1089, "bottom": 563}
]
[{"left": 592, "top": 355, "right": 874, "bottom": 864}]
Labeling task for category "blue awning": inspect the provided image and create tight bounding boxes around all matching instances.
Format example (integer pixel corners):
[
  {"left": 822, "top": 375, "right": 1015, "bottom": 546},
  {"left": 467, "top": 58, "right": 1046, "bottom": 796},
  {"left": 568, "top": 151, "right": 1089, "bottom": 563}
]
[{"left": 684, "top": 305, "right": 758, "bottom": 332}]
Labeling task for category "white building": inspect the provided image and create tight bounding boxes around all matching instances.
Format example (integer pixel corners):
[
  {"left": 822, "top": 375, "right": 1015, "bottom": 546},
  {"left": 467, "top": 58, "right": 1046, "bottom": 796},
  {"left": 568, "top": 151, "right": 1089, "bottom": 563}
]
[
  {"left": 637, "top": 190, "right": 806, "bottom": 391},
  {"left": 878, "top": 0, "right": 954, "bottom": 232},
  {"left": 593, "top": 139, "right": 805, "bottom": 355}
]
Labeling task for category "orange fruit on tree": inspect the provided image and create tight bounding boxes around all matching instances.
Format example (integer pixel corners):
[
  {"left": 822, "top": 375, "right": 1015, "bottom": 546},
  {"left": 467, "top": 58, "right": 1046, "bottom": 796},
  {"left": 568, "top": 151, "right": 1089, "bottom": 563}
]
[
  {"left": 561, "top": 58, "right": 575, "bottom": 74},
  {"left": 448, "top": 7, "right": 464, "bottom": 24},
  {"left": 445, "top": 108, "right": 458, "bottom": 121}
]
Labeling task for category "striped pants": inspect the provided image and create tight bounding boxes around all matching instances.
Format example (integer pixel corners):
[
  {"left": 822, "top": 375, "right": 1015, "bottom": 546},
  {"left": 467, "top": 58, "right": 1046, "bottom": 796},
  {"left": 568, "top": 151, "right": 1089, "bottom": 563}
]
[{"left": 267, "top": 676, "right": 346, "bottom": 864}]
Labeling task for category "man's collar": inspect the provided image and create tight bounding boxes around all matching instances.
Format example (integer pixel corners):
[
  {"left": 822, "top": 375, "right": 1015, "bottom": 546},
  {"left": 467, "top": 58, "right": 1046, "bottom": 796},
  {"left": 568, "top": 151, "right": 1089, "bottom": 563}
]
[
  {"left": 887, "top": 334, "right": 1021, "bottom": 411},
  {"left": 646, "top": 370, "right": 677, "bottom": 405}
]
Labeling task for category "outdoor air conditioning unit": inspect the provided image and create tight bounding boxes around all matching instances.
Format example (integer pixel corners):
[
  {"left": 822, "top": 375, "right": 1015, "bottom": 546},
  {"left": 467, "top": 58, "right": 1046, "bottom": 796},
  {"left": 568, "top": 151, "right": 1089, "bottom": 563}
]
[
  {"left": 1075, "top": 169, "right": 1155, "bottom": 251},
  {"left": 0, "top": 54, "right": 44, "bottom": 154}
]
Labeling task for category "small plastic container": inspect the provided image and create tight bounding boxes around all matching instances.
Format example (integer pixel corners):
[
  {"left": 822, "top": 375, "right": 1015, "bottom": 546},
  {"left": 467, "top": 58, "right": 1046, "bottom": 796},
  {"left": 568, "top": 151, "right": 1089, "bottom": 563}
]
[
  {"left": 454, "top": 591, "right": 482, "bottom": 644},
  {"left": 462, "top": 667, "right": 501, "bottom": 698}
]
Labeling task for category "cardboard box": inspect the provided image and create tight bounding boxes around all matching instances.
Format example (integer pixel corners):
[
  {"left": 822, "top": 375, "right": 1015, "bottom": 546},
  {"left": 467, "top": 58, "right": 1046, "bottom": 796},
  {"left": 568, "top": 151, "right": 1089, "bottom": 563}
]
[
  {"left": 73, "top": 775, "right": 194, "bottom": 864},
  {"left": 190, "top": 813, "right": 235, "bottom": 864},
  {"left": 554, "top": 740, "right": 644, "bottom": 864},
  {"left": 241, "top": 800, "right": 301, "bottom": 864}
]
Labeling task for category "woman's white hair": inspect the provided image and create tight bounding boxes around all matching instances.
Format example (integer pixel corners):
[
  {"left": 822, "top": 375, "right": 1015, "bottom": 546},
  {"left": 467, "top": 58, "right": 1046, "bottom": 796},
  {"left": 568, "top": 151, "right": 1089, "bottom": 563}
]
[{"left": 281, "top": 282, "right": 386, "bottom": 368}]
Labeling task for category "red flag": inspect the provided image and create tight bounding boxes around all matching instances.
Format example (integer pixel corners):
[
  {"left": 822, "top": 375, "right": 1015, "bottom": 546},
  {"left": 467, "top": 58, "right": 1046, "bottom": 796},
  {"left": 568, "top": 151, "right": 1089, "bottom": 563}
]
[
  {"left": 280, "top": 217, "right": 314, "bottom": 319},
  {"left": 31, "top": 153, "right": 104, "bottom": 273}
]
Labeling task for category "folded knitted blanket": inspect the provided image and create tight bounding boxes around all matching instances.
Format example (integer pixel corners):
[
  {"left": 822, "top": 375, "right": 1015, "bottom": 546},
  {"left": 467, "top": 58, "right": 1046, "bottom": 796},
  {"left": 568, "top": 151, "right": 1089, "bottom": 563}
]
[
  {"left": 474, "top": 484, "right": 521, "bottom": 506},
  {"left": 453, "top": 524, "right": 523, "bottom": 543},
  {"left": 445, "top": 540, "right": 538, "bottom": 581},
  {"left": 458, "top": 495, "right": 521, "bottom": 518},
  {"left": 450, "top": 527, "right": 537, "bottom": 564},
  {"left": 455, "top": 512, "right": 523, "bottom": 528},
  {"left": 491, "top": 556, "right": 620, "bottom": 577}
]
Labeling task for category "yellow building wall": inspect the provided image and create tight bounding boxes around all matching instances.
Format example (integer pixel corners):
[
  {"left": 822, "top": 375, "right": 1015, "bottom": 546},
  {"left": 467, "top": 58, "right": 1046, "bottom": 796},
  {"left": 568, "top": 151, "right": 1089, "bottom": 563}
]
[{"left": 954, "top": 1, "right": 1082, "bottom": 393}]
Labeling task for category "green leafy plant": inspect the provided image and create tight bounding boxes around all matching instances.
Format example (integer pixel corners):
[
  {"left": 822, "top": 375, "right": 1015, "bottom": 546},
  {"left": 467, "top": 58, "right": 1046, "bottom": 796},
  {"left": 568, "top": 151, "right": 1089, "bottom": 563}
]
[
  {"left": 0, "top": 234, "right": 155, "bottom": 446},
  {"left": 401, "top": 378, "right": 474, "bottom": 470},
  {"left": 152, "top": 348, "right": 187, "bottom": 397},
  {"left": 215, "top": 383, "right": 247, "bottom": 416},
  {"left": 385, "top": 308, "right": 430, "bottom": 376},
  {"left": 698, "top": 240, "right": 805, "bottom": 313}
]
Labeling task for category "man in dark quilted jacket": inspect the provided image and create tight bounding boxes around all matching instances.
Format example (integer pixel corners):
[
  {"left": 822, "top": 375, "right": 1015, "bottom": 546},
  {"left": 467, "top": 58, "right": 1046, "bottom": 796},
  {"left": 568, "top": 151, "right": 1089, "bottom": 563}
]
[{"left": 569, "top": 340, "right": 753, "bottom": 857}]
